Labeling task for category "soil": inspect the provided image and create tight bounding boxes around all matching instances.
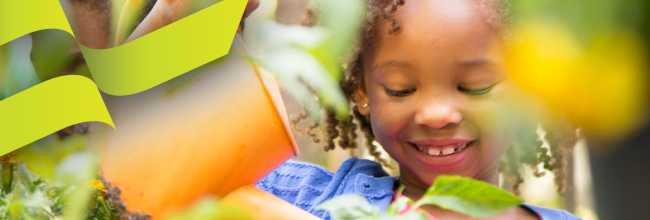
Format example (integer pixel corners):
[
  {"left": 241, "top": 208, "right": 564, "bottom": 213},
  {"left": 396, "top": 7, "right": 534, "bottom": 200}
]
[{"left": 100, "top": 174, "right": 152, "bottom": 220}]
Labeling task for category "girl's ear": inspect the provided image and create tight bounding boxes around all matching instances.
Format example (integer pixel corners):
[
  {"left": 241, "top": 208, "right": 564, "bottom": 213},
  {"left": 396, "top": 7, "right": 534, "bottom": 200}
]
[{"left": 354, "top": 81, "right": 371, "bottom": 115}]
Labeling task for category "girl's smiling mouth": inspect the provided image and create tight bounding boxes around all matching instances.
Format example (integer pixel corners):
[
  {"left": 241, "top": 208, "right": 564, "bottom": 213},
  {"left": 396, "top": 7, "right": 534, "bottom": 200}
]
[
  {"left": 413, "top": 141, "right": 472, "bottom": 156},
  {"left": 407, "top": 140, "right": 476, "bottom": 168}
]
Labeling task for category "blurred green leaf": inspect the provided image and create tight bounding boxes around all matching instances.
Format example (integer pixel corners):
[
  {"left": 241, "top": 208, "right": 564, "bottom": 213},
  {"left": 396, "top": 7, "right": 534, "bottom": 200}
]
[
  {"left": 511, "top": 0, "right": 649, "bottom": 46},
  {"left": 18, "top": 152, "right": 57, "bottom": 181},
  {"left": 112, "top": 0, "right": 149, "bottom": 46},
  {"left": 57, "top": 151, "right": 101, "bottom": 220},
  {"left": 30, "top": 30, "right": 76, "bottom": 81},
  {"left": 164, "top": 196, "right": 249, "bottom": 220},
  {"left": 8, "top": 134, "right": 100, "bottom": 220},
  {"left": 315, "top": 194, "right": 380, "bottom": 220},
  {"left": 0, "top": 44, "right": 7, "bottom": 86},
  {"left": 182, "top": 0, "right": 225, "bottom": 18},
  {"left": 242, "top": 0, "right": 367, "bottom": 121},
  {"left": 387, "top": 196, "right": 409, "bottom": 216},
  {"left": 317, "top": 0, "right": 366, "bottom": 71},
  {"left": 262, "top": 47, "right": 348, "bottom": 118},
  {"left": 13, "top": 135, "right": 87, "bottom": 180},
  {"left": 386, "top": 185, "right": 408, "bottom": 215},
  {"left": 0, "top": 163, "right": 68, "bottom": 220},
  {"left": 245, "top": 21, "right": 328, "bottom": 54},
  {"left": 1, "top": 35, "right": 40, "bottom": 100},
  {"left": 377, "top": 215, "right": 400, "bottom": 220},
  {"left": 400, "top": 212, "right": 429, "bottom": 220},
  {"left": 413, "top": 176, "right": 522, "bottom": 218}
]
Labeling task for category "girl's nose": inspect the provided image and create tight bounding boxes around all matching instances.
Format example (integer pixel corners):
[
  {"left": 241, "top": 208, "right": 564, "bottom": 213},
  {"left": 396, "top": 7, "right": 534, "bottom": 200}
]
[{"left": 414, "top": 100, "right": 463, "bottom": 129}]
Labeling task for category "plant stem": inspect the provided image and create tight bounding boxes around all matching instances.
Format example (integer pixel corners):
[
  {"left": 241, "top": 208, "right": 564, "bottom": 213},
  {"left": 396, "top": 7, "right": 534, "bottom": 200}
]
[
  {"left": 98, "top": 196, "right": 111, "bottom": 216},
  {"left": 1, "top": 162, "right": 14, "bottom": 194},
  {"left": 409, "top": 200, "right": 426, "bottom": 213}
]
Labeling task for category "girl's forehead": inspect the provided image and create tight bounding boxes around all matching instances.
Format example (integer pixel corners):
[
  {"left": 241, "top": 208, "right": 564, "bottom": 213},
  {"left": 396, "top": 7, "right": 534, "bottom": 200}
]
[
  {"left": 365, "top": 0, "right": 503, "bottom": 71},
  {"left": 390, "top": 0, "right": 495, "bottom": 43}
]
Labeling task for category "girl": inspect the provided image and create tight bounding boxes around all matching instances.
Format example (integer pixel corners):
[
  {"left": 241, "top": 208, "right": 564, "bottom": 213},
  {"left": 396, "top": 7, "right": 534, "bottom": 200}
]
[{"left": 255, "top": 0, "right": 581, "bottom": 219}]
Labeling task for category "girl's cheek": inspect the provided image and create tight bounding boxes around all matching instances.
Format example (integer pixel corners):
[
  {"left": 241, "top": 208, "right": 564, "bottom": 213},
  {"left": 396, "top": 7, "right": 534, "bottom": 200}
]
[
  {"left": 370, "top": 103, "right": 408, "bottom": 137},
  {"left": 368, "top": 94, "right": 413, "bottom": 144}
]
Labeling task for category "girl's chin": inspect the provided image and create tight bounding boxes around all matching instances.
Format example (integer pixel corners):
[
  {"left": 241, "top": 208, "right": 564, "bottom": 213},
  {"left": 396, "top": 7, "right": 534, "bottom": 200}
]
[{"left": 406, "top": 141, "right": 476, "bottom": 169}]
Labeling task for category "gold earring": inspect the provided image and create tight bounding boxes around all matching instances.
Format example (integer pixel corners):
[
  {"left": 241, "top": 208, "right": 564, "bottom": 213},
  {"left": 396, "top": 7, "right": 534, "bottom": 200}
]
[{"left": 362, "top": 103, "right": 368, "bottom": 108}]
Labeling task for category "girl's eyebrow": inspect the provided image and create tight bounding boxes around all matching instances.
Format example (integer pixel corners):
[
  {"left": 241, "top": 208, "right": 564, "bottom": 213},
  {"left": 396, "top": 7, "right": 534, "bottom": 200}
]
[
  {"left": 458, "top": 59, "right": 491, "bottom": 67},
  {"left": 374, "top": 60, "right": 411, "bottom": 71}
]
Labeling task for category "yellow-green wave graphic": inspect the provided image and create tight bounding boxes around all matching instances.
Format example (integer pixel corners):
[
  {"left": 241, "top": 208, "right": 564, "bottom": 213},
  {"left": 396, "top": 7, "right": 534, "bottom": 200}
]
[
  {"left": 84, "top": 0, "right": 247, "bottom": 95},
  {"left": 1, "top": 0, "right": 247, "bottom": 95},
  {"left": 0, "top": 75, "right": 114, "bottom": 156},
  {"left": 0, "top": 0, "right": 74, "bottom": 47},
  {"left": 0, "top": 0, "right": 247, "bottom": 153}
]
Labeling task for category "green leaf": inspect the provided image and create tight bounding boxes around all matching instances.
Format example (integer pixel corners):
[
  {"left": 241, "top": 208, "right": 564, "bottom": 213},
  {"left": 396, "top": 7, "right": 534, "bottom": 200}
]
[
  {"left": 377, "top": 214, "right": 400, "bottom": 220},
  {"left": 414, "top": 176, "right": 523, "bottom": 218},
  {"left": 315, "top": 194, "right": 379, "bottom": 220},
  {"left": 387, "top": 185, "right": 408, "bottom": 215},
  {"left": 240, "top": 0, "right": 368, "bottom": 121},
  {"left": 164, "top": 196, "right": 249, "bottom": 220},
  {"left": 400, "top": 212, "right": 430, "bottom": 220},
  {"left": 317, "top": 0, "right": 367, "bottom": 60},
  {"left": 13, "top": 134, "right": 87, "bottom": 180},
  {"left": 245, "top": 20, "right": 328, "bottom": 54},
  {"left": 30, "top": 29, "right": 76, "bottom": 81},
  {"left": 261, "top": 47, "right": 349, "bottom": 120},
  {"left": 387, "top": 196, "right": 409, "bottom": 215},
  {"left": 1, "top": 35, "right": 39, "bottom": 100},
  {"left": 57, "top": 152, "right": 100, "bottom": 220}
]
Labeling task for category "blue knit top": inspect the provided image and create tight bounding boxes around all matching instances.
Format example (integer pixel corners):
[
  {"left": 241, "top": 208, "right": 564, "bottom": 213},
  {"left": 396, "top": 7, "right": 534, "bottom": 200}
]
[{"left": 256, "top": 157, "right": 581, "bottom": 220}]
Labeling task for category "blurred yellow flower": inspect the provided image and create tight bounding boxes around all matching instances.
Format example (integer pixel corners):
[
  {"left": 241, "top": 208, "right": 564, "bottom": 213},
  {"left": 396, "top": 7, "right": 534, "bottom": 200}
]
[
  {"left": 92, "top": 179, "right": 107, "bottom": 193},
  {"left": 506, "top": 21, "right": 648, "bottom": 141}
]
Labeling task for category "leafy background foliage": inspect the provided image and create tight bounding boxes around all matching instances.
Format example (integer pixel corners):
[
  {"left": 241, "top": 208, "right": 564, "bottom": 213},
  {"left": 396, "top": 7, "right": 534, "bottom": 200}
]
[{"left": 316, "top": 176, "right": 523, "bottom": 220}]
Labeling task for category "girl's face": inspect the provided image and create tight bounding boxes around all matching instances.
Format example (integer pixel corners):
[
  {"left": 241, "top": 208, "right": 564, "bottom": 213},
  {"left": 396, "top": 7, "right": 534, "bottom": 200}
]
[{"left": 355, "top": 0, "right": 522, "bottom": 186}]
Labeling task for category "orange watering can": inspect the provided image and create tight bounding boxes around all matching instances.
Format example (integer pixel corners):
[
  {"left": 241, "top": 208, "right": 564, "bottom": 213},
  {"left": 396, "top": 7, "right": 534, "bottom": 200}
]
[
  {"left": 100, "top": 0, "right": 318, "bottom": 218},
  {"left": 99, "top": 35, "right": 304, "bottom": 219}
]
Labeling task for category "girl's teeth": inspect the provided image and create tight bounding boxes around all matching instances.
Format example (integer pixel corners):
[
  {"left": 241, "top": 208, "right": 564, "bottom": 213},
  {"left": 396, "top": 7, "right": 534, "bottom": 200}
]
[
  {"left": 441, "top": 147, "right": 455, "bottom": 155},
  {"left": 454, "top": 143, "right": 468, "bottom": 153},
  {"left": 417, "top": 142, "right": 472, "bottom": 156},
  {"left": 427, "top": 148, "right": 441, "bottom": 156}
]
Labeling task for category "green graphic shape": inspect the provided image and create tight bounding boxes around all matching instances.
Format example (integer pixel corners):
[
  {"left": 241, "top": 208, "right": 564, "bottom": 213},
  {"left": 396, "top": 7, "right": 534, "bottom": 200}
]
[
  {"left": 0, "top": 0, "right": 247, "bottom": 95},
  {"left": 0, "top": 0, "right": 74, "bottom": 47},
  {"left": 0, "top": 0, "right": 247, "bottom": 153},
  {"left": 0, "top": 75, "right": 114, "bottom": 156},
  {"left": 83, "top": 0, "right": 247, "bottom": 95}
]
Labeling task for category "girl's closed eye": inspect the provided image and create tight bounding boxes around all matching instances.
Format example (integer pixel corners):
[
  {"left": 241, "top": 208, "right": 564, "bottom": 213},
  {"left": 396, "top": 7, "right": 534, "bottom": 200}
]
[
  {"left": 384, "top": 87, "right": 416, "bottom": 97},
  {"left": 458, "top": 83, "right": 498, "bottom": 96}
]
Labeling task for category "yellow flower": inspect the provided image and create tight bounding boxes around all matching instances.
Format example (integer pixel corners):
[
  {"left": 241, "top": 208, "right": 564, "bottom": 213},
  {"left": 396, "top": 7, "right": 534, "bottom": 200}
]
[
  {"left": 506, "top": 21, "right": 648, "bottom": 141},
  {"left": 92, "top": 179, "right": 107, "bottom": 193}
]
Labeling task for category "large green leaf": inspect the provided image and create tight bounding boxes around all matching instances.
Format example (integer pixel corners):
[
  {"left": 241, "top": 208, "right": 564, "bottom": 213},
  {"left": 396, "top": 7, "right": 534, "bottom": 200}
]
[{"left": 414, "top": 176, "right": 523, "bottom": 218}]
